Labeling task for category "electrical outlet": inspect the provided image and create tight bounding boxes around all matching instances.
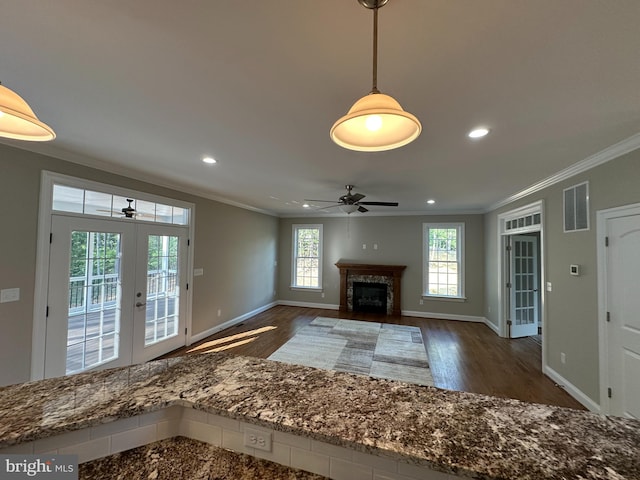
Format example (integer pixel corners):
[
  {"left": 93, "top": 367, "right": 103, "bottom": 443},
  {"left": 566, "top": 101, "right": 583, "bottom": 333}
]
[
  {"left": 419, "top": 299, "right": 424, "bottom": 305},
  {"left": 244, "top": 428, "right": 272, "bottom": 452},
  {"left": 561, "top": 352, "right": 566, "bottom": 364},
  {"left": 362, "top": 243, "right": 367, "bottom": 250},
  {"left": 217, "top": 309, "right": 221, "bottom": 317},
  {"left": 321, "top": 292, "right": 325, "bottom": 298},
  {"left": 373, "top": 243, "right": 378, "bottom": 250},
  {"left": 0, "top": 288, "right": 20, "bottom": 303}
]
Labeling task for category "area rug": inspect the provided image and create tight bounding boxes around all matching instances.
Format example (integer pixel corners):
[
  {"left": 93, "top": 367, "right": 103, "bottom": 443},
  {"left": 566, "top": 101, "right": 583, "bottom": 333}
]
[{"left": 268, "top": 317, "right": 434, "bottom": 386}]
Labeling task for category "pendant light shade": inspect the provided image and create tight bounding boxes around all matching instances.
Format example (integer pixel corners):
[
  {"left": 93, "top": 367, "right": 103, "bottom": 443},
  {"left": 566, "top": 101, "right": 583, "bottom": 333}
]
[
  {"left": 330, "top": 92, "right": 421, "bottom": 152},
  {"left": 330, "top": 0, "right": 420, "bottom": 152},
  {"left": 0, "top": 84, "right": 56, "bottom": 141}
]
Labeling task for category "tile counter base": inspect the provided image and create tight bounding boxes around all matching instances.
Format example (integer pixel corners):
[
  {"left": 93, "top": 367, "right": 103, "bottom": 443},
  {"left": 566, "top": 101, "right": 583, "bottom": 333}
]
[{"left": 80, "top": 436, "right": 327, "bottom": 480}]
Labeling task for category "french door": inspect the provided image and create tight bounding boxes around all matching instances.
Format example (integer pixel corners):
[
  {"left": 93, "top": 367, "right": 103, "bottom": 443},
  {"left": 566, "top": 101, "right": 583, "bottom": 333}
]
[
  {"left": 44, "top": 215, "right": 187, "bottom": 378},
  {"left": 509, "top": 235, "right": 539, "bottom": 338}
]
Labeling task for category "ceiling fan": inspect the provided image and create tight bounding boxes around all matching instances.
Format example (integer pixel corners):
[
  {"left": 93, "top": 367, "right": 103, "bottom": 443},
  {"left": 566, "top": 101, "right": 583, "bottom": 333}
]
[
  {"left": 305, "top": 185, "right": 398, "bottom": 214},
  {"left": 96, "top": 199, "right": 153, "bottom": 219}
]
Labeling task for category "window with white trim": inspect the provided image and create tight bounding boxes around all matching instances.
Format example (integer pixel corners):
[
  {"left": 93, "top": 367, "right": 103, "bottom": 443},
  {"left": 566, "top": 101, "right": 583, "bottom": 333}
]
[
  {"left": 52, "top": 184, "right": 190, "bottom": 225},
  {"left": 291, "top": 225, "right": 322, "bottom": 289},
  {"left": 423, "top": 223, "right": 465, "bottom": 298}
]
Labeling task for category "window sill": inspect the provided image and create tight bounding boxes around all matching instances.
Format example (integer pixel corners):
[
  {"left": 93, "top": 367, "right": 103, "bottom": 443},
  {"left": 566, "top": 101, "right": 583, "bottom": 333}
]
[
  {"left": 421, "top": 295, "right": 467, "bottom": 303},
  {"left": 290, "top": 286, "right": 323, "bottom": 293}
]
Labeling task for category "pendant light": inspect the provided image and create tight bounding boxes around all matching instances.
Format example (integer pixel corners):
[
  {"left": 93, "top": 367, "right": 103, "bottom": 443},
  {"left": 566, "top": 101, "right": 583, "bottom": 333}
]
[
  {"left": 0, "top": 82, "right": 56, "bottom": 141},
  {"left": 330, "top": 0, "right": 421, "bottom": 152}
]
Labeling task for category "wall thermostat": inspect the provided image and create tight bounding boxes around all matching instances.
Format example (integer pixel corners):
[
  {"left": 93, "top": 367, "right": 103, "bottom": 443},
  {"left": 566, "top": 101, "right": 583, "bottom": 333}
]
[{"left": 570, "top": 264, "right": 580, "bottom": 276}]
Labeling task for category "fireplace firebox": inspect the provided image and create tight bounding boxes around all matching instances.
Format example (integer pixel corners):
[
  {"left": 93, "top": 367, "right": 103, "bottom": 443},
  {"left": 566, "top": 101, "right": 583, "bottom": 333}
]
[
  {"left": 353, "top": 282, "right": 387, "bottom": 314},
  {"left": 335, "top": 263, "right": 406, "bottom": 315}
]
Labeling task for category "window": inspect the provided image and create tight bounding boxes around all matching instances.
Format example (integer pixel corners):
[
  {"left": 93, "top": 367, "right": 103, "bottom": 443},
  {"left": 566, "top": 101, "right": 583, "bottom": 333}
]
[
  {"left": 52, "top": 184, "right": 190, "bottom": 225},
  {"left": 292, "top": 225, "right": 322, "bottom": 289},
  {"left": 423, "top": 223, "right": 465, "bottom": 298}
]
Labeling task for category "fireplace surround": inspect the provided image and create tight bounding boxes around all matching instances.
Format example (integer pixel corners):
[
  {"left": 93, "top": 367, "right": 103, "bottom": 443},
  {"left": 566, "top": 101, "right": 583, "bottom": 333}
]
[{"left": 335, "top": 262, "right": 407, "bottom": 315}]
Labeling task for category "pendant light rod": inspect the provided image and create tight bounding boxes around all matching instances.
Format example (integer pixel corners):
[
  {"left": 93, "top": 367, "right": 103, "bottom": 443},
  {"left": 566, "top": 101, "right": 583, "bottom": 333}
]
[
  {"left": 359, "top": 0, "right": 388, "bottom": 93},
  {"left": 371, "top": 6, "right": 379, "bottom": 93}
]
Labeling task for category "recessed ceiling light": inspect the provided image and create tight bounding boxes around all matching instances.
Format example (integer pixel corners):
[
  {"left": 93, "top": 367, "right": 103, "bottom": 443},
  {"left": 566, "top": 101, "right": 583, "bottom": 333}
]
[
  {"left": 427, "top": 199, "right": 435, "bottom": 204},
  {"left": 303, "top": 204, "right": 310, "bottom": 208},
  {"left": 202, "top": 156, "right": 217, "bottom": 164},
  {"left": 468, "top": 128, "right": 490, "bottom": 139}
]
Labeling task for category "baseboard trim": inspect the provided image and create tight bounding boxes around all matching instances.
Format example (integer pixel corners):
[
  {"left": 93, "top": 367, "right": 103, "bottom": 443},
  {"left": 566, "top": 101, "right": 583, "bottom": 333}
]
[
  {"left": 483, "top": 318, "right": 501, "bottom": 335},
  {"left": 189, "top": 302, "right": 278, "bottom": 344},
  {"left": 401, "top": 310, "right": 487, "bottom": 324},
  {"left": 543, "top": 365, "right": 601, "bottom": 413},
  {"left": 277, "top": 300, "right": 340, "bottom": 310}
]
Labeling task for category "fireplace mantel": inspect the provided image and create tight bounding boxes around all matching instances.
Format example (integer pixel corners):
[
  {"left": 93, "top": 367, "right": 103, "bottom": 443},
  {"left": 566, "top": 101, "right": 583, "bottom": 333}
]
[{"left": 335, "top": 262, "right": 407, "bottom": 315}]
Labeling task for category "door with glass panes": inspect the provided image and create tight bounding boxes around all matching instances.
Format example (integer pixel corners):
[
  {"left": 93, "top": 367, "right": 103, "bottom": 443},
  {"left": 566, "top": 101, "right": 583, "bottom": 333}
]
[{"left": 44, "top": 215, "right": 187, "bottom": 378}]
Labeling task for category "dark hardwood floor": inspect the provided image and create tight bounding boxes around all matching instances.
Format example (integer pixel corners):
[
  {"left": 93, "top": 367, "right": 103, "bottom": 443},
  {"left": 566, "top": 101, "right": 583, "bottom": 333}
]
[{"left": 166, "top": 305, "right": 585, "bottom": 410}]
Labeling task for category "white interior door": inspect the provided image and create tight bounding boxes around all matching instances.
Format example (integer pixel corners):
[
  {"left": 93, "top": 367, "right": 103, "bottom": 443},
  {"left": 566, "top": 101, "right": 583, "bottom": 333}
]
[
  {"left": 132, "top": 224, "right": 188, "bottom": 364},
  {"left": 45, "top": 216, "right": 187, "bottom": 378},
  {"left": 606, "top": 214, "right": 640, "bottom": 418},
  {"left": 510, "top": 235, "right": 539, "bottom": 338}
]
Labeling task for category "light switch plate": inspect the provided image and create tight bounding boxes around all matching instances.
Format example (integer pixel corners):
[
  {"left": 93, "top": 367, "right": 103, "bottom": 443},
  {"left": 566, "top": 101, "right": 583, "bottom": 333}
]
[
  {"left": 0, "top": 288, "right": 20, "bottom": 303},
  {"left": 193, "top": 268, "right": 204, "bottom": 276}
]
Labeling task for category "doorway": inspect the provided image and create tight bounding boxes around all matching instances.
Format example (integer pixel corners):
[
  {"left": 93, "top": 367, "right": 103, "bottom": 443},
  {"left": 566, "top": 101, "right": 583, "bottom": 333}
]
[
  {"left": 44, "top": 215, "right": 188, "bottom": 378},
  {"left": 497, "top": 201, "right": 545, "bottom": 347},
  {"left": 32, "top": 171, "right": 194, "bottom": 380},
  {"left": 506, "top": 234, "right": 541, "bottom": 338}
]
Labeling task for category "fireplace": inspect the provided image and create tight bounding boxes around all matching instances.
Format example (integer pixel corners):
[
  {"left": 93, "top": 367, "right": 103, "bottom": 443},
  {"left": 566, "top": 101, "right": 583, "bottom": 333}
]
[
  {"left": 335, "top": 263, "right": 406, "bottom": 315},
  {"left": 353, "top": 282, "right": 387, "bottom": 314}
]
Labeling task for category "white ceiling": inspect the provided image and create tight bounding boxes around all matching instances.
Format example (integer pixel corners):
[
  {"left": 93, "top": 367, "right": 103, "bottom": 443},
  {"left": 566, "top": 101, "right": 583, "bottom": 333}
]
[{"left": 1, "top": 1, "right": 639, "bottom": 216}]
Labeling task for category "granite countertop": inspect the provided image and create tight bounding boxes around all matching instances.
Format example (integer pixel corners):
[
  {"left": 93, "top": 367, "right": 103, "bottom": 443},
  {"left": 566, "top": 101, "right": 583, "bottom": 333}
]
[
  {"left": 0, "top": 352, "right": 638, "bottom": 480},
  {"left": 80, "top": 437, "right": 327, "bottom": 480}
]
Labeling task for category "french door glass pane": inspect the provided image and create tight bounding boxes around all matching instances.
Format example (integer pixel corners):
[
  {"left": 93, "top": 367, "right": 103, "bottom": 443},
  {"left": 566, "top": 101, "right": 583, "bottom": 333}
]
[
  {"left": 145, "top": 235, "right": 180, "bottom": 346},
  {"left": 66, "top": 231, "right": 121, "bottom": 374}
]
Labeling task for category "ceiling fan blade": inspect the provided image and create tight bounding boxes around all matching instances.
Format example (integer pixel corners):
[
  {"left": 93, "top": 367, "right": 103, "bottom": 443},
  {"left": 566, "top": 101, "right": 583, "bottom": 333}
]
[
  {"left": 351, "top": 193, "right": 365, "bottom": 202},
  {"left": 357, "top": 206, "right": 369, "bottom": 213},
  {"left": 304, "top": 199, "right": 339, "bottom": 203},
  {"left": 316, "top": 204, "right": 340, "bottom": 211},
  {"left": 358, "top": 201, "right": 399, "bottom": 207}
]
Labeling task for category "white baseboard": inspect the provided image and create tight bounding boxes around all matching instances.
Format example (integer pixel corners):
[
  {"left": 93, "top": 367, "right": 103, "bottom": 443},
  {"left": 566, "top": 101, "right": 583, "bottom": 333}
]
[
  {"left": 483, "top": 318, "right": 501, "bottom": 335},
  {"left": 189, "top": 301, "right": 278, "bottom": 344},
  {"left": 401, "top": 310, "right": 487, "bottom": 324},
  {"left": 277, "top": 300, "right": 340, "bottom": 310},
  {"left": 543, "top": 365, "right": 601, "bottom": 413}
]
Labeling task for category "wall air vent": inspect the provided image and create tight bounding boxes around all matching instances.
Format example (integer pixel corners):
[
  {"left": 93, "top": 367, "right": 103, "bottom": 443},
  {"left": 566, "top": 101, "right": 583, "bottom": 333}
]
[{"left": 563, "top": 181, "right": 589, "bottom": 232}]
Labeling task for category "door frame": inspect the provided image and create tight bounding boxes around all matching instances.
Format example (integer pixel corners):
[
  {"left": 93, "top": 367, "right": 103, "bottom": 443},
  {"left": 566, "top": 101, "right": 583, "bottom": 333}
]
[
  {"left": 596, "top": 201, "right": 640, "bottom": 415},
  {"left": 496, "top": 201, "right": 546, "bottom": 363},
  {"left": 31, "top": 171, "right": 195, "bottom": 381}
]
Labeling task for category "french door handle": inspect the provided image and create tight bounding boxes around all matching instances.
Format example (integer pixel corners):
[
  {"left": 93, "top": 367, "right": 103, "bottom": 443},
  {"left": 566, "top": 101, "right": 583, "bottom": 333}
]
[{"left": 136, "top": 302, "right": 146, "bottom": 307}]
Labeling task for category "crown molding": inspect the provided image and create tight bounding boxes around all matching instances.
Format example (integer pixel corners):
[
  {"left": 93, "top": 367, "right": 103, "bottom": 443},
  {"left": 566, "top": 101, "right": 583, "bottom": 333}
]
[
  {"left": 0, "top": 140, "right": 278, "bottom": 217},
  {"left": 488, "top": 132, "right": 640, "bottom": 212}
]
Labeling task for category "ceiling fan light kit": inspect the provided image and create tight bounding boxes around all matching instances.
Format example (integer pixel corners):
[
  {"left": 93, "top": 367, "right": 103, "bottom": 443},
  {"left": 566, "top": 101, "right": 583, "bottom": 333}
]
[
  {"left": 0, "top": 83, "right": 56, "bottom": 141},
  {"left": 330, "top": 0, "right": 421, "bottom": 152}
]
